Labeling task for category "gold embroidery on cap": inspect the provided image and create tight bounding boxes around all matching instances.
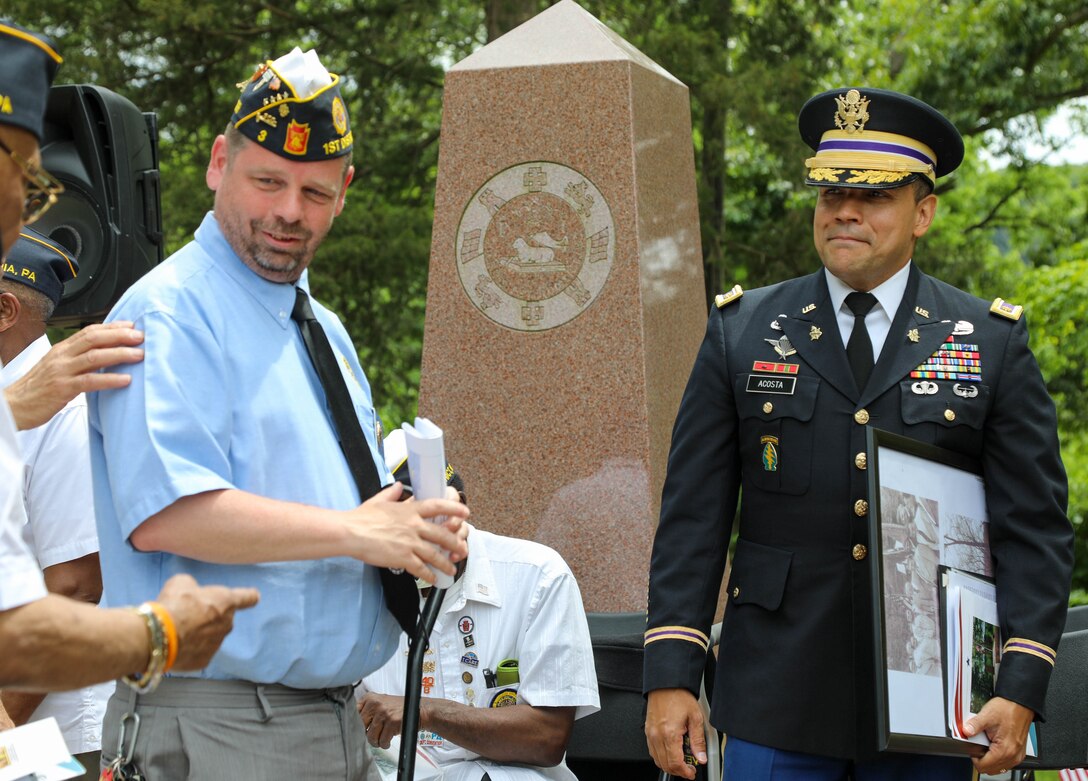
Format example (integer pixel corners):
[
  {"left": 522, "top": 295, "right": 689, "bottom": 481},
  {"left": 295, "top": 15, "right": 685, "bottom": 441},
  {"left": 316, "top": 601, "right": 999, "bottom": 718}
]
[
  {"left": 835, "top": 89, "right": 870, "bottom": 134},
  {"left": 809, "top": 168, "right": 845, "bottom": 182},
  {"left": 846, "top": 170, "right": 912, "bottom": 185}
]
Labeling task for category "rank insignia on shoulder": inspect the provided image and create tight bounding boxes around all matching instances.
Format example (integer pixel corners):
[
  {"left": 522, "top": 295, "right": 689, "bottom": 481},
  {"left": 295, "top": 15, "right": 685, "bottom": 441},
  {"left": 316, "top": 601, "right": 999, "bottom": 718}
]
[
  {"left": 990, "top": 298, "right": 1023, "bottom": 321},
  {"left": 715, "top": 284, "right": 743, "bottom": 309}
]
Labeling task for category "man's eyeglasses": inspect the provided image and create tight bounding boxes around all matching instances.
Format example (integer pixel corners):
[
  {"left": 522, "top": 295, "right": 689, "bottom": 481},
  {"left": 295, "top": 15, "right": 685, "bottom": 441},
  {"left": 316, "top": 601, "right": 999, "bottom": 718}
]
[{"left": 0, "top": 137, "right": 64, "bottom": 225}]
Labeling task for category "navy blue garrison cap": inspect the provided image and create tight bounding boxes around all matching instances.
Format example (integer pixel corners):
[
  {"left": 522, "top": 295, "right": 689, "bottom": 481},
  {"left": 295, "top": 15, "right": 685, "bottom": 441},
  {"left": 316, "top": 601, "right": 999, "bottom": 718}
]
[
  {"left": 3, "top": 226, "right": 78, "bottom": 305},
  {"left": 230, "top": 47, "right": 352, "bottom": 161},
  {"left": 799, "top": 87, "right": 964, "bottom": 189},
  {"left": 0, "top": 21, "right": 63, "bottom": 141}
]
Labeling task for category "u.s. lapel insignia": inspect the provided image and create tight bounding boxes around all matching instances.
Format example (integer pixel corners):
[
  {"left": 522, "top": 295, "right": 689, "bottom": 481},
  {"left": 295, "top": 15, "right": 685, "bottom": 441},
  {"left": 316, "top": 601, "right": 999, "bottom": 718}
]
[
  {"left": 952, "top": 320, "right": 974, "bottom": 336},
  {"left": 802, "top": 303, "right": 816, "bottom": 314},
  {"left": 907, "top": 328, "right": 920, "bottom": 343},
  {"left": 764, "top": 335, "right": 796, "bottom": 359},
  {"left": 809, "top": 325, "right": 822, "bottom": 341},
  {"left": 914, "top": 306, "right": 930, "bottom": 318}
]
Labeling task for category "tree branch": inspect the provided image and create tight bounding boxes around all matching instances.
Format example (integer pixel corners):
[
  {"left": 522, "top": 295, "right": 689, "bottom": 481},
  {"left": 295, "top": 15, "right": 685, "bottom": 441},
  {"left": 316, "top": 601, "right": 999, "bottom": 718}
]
[{"left": 964, "top": 180, "right": 1026, "bottom": 234}]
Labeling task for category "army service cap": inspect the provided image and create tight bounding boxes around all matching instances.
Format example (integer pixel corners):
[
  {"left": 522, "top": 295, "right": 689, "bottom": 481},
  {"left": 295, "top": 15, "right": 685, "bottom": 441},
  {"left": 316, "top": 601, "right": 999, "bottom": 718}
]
[
  {"left": 799, "top": 87, "right": 963, "bottom": 189},
  {"left": 3, "top": 226, "right": 78, "bottom": 305},
  {"left": 0, "top": 21, "right": 63, "bottom": 141},
  {"left": 230, "top": 47, "right": 352, "bottom": 161}
]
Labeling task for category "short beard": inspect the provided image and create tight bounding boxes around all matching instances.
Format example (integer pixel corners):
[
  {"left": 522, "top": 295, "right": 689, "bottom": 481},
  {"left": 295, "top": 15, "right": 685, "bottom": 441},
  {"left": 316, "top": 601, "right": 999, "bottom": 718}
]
[{"left": 220, "top": 211, "right": 315, "bottom": 283}]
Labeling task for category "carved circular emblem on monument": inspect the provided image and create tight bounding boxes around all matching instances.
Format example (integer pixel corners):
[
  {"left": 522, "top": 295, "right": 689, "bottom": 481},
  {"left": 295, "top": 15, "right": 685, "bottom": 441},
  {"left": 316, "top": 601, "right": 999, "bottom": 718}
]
[{"left": 455, "top": 161, "right": 614, "bottom": 331}]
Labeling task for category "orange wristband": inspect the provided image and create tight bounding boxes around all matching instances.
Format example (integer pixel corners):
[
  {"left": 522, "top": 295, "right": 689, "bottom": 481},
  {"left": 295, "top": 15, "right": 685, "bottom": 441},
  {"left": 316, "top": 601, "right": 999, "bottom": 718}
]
[{"left": 148, "top": 601, "right": 179, "bottom": 672}]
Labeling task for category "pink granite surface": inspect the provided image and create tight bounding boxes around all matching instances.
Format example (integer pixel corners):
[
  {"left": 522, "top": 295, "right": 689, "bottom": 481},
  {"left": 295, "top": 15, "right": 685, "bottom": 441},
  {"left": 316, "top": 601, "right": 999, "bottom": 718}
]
[{"left": 418, "top": 1, "right": 706, "bottom": 612}]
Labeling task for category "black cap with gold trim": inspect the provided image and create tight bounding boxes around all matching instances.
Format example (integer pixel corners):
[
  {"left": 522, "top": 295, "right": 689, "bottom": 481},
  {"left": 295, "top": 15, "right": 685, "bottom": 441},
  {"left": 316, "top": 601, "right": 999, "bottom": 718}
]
[
  {"left": 230, "top": 47, "right": 352, "bottom": 161},
  {"left": 0, "top": 20, "right": 63, "bottom": 142},
  {"left": 799, "top": 87, "right": 963, "bottom": 190},
  {"left": 3, "top": 226, "right": 78, "bottom": 306}
]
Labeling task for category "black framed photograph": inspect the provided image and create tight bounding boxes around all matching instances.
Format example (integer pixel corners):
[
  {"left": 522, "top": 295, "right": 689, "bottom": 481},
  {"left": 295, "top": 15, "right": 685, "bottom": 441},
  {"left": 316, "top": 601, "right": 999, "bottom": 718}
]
[{"left": 865, "top": 428, "right": 991, "bottom": 756}]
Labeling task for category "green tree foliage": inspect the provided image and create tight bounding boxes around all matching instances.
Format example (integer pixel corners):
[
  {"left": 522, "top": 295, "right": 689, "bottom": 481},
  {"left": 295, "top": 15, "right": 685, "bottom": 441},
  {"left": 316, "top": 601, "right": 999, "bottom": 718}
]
[
  {"left": 1017, "top": 258, "right": 1088, "bottom": 598},
  {"left": 11, "top": 0, "right": 1087, "bottom": 591}
]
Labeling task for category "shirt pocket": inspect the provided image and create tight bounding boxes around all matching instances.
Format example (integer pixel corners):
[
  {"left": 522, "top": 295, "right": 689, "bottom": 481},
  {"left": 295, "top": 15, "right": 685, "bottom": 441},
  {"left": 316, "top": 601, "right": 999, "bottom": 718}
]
[{"left": 735, "top": 374, "right": 820, "bottom": 496}]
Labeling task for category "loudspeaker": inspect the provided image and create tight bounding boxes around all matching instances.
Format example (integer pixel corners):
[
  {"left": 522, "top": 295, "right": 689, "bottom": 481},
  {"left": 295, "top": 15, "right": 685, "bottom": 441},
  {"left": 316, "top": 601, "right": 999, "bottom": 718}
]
[{"left": 36, "top": 84, "right": 164, "bottom": 327}]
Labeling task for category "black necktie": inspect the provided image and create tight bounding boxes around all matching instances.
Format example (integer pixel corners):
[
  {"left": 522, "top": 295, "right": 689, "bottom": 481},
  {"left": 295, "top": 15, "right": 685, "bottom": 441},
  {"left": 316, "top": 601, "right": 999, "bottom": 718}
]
[
  {"left": 845, "top": 291, "right": 878, "bottom": 391},
  {"left": 291, "top": 287, "right": 419, "bottom": 635}
]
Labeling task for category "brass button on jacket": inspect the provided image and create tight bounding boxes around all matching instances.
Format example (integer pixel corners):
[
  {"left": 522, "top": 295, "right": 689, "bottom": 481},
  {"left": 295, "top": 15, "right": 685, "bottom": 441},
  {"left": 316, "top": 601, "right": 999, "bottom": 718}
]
[
  {"left": 852, "top": 544, "right": 868, "bottom": 561},
  {"left": 732, "top": 586, "right": 740, "bottom": 599},
  {"left": 855, "top": 452, "right": 867, "bottom": 470},
  {"left": 854, "top": 499, "right": 868, "bottom": 517},
  {"left": 854, "top": 409, "right": 870, "bottom": 425}
]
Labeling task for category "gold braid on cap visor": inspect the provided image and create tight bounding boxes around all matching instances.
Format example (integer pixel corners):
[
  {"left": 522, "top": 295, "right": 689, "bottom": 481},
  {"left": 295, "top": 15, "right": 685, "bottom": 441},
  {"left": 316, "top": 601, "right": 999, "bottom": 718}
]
[{"left": 805, "top": 129, "right": 937, "bottom": 179}]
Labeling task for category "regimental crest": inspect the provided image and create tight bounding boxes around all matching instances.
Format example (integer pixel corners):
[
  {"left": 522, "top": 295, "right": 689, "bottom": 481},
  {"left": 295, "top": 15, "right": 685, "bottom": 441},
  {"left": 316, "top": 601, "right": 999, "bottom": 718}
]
[{"left": 834, "top": 89, "right": 870, "bottom": 134}]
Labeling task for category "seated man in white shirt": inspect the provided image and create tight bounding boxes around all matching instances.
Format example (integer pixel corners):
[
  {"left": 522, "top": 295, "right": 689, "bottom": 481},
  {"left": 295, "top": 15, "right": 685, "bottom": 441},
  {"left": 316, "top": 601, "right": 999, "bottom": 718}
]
[{"left": 357, "top": 430, "right": 600, "bottom": 781}]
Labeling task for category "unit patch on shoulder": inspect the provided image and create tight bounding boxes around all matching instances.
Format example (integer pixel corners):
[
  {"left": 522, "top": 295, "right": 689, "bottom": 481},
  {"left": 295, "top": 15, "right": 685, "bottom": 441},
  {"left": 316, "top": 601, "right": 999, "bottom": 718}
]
[
  {"left": 989, "top": 298, "right": 1023, "bottom": 321},
  {"left": 715, "top": 284, "right": 743, "bottom": 309}
]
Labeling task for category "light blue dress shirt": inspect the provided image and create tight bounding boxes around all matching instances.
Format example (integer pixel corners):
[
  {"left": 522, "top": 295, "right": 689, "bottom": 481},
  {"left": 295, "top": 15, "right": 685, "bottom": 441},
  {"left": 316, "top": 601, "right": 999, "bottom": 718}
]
[{"left": 89, "top": 213, "right": 400, "bottom": 688}]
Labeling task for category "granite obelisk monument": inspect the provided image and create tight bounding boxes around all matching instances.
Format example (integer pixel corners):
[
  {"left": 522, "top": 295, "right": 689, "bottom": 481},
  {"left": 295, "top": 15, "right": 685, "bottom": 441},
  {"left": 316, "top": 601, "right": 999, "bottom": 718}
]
[{"left": 419, "top": 0, "right": 707, "bottom": 611}]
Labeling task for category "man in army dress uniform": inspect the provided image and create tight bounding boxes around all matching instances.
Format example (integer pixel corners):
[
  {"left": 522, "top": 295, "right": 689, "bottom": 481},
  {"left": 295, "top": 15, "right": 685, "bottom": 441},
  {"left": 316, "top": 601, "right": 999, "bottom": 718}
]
[{"left": 643, "top": 87, "right": 1073, "bottom": 780}]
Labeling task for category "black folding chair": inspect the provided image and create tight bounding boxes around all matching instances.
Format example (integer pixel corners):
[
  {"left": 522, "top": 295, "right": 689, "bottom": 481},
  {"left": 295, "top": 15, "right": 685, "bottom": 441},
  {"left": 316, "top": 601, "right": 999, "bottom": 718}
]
[{"left": 565, "top": 612, "right": 721, "bottom": 781}]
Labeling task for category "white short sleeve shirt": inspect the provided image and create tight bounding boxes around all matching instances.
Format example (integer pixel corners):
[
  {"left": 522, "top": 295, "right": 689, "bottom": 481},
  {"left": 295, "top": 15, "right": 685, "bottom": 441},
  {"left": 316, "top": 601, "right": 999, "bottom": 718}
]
[{"left": 359, "top": 527, "right": 600, "bottom": 781}]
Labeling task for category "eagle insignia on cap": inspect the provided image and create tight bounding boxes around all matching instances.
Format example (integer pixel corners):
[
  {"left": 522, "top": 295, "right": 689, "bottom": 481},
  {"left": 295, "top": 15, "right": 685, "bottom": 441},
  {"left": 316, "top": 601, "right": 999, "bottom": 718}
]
[{"left": 834, "top": 89, "right": 870, "bottom": 134}]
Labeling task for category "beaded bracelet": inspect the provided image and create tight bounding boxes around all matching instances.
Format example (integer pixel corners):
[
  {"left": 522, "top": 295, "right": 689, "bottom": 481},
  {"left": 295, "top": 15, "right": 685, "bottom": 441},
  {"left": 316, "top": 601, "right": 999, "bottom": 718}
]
[
  {"left": 147, "top": 601, "right": 179, "bottom": 673},
  {"left": 122, "top": 602, "right": 169, "bottom": 693}
]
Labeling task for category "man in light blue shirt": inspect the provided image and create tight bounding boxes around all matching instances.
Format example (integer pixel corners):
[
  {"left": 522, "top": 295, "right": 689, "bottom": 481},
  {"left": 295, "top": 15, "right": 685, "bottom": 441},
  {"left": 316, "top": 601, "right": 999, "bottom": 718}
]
[{"left": 90, "top": 47, "right": 468, "bottom": 779}]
